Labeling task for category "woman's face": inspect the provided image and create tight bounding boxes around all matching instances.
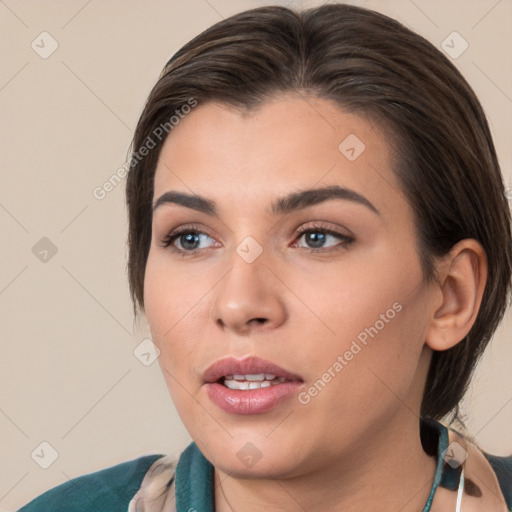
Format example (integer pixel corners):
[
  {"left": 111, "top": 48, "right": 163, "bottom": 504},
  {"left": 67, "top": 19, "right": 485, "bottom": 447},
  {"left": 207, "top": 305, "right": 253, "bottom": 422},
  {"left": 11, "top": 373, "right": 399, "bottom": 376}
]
[{"left": 144, "top": 93, "right": 437, "bottom": 477}]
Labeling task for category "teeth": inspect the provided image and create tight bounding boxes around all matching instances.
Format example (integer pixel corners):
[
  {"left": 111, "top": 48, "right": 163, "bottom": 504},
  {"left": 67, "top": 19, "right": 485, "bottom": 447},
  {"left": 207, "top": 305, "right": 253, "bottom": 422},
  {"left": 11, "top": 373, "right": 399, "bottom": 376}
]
[
  {"left": 229, "top": 373, "right": 279, "bottom": 381},
  {"left": 246, "top": 373, "right": 265, "bottom": 381},
  {"left": 223, "top": 376, "right": 288, "bottom": 390},
  {"left": 225, "top": 380, "right": 250, "bottom": 390}
]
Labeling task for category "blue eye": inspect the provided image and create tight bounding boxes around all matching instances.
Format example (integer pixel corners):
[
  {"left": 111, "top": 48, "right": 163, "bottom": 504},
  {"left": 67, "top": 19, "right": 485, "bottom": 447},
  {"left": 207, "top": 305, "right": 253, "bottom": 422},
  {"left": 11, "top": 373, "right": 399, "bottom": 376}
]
[
  {"left": 159, "top": 223, "right": 353, "bottom": 255},
  {"left": 295, "top": 226, "right": 353, "bottom": 251},
  {"left": 160, "top": 228, "right": 216, "bottom": 252}
]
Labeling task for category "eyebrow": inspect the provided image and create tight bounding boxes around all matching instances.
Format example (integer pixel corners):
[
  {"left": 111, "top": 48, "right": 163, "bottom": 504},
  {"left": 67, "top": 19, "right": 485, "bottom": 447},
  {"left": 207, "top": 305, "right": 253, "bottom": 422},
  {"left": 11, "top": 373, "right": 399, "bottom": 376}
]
[{"left": 152, "top": 185, "right": 380, "bottom": 217}]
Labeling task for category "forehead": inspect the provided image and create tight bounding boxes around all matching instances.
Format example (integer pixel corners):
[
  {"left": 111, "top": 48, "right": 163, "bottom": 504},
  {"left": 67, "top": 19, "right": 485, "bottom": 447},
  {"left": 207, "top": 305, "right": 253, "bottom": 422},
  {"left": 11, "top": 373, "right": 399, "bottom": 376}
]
[{"left": 152, "top": 94, "right": 405, "bottom": 217}]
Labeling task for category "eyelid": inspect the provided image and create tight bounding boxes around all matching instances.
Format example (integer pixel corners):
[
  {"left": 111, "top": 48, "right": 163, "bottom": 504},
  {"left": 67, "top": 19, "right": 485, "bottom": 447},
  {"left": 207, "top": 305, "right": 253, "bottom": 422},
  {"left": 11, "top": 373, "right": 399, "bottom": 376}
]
[{"left": 294, "top": 220, "right": 353, "bottom": 237}]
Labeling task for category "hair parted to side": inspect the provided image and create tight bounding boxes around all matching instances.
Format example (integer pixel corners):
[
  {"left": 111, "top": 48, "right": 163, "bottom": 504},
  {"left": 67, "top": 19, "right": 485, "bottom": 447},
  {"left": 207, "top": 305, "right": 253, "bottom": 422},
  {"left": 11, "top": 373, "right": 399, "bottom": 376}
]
[{"left": 125, "top": 4, "right": 512, "bottom": 421}]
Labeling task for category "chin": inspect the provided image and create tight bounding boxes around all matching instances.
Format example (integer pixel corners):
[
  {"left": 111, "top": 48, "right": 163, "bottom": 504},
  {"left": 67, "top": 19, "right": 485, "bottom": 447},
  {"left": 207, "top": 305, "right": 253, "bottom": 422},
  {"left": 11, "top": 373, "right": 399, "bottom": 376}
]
[
  {"left": 198, "top": 434, "right": 307, "bottom": 480},
  {"left": 216, "top": 453, "right": 301, "bottom": 480}
]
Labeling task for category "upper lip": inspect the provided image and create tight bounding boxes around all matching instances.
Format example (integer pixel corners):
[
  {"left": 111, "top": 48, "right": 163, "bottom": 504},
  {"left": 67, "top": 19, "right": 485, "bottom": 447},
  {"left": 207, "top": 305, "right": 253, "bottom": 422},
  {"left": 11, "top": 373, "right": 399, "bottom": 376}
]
[{"left": 203, "top": 356, "right": 304, "bottom": 383}]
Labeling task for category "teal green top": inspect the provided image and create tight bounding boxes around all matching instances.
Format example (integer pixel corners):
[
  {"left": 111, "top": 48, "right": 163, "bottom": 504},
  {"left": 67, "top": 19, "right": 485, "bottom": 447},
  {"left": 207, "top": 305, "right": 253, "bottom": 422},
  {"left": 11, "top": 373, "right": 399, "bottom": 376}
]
[{"left": 17, "top": 419, "right": 512, "bottom": 511}]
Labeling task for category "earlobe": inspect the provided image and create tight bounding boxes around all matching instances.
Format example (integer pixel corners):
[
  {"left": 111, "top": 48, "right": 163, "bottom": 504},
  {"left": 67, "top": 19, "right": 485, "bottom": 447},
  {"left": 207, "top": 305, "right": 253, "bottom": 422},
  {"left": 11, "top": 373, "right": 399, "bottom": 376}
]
[{"left": 425, "top": 239, "right": 488, "bottom": 352}]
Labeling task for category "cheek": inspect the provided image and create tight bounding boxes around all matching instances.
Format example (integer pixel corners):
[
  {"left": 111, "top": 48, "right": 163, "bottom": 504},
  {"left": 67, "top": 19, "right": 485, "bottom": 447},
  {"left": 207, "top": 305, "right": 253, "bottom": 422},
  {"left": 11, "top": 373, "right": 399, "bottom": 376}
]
[
  {"left": 144, "top": 260, "right": 190, "bottom": 389},
  {"left": 290, "top": 252, "right": 408, "bottom": 346},
  {"left": 143, "top": 252, "right": 209, "bottom": 342},
  {"left": 296, "top": 249, "right": 426, "bottom": 400}
]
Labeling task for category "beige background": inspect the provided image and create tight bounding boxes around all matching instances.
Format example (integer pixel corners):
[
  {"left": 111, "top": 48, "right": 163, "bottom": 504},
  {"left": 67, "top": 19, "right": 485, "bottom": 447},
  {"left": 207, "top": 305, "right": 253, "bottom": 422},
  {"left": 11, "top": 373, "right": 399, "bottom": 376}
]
[{"left": 1, "top": 0, "right": 511, "bottom": 509}]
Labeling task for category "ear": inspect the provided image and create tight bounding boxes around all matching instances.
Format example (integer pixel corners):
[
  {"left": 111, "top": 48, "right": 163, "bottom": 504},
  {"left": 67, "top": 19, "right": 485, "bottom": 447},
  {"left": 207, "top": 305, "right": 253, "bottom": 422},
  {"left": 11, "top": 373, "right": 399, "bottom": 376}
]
[{"left": 425, "top": 239, "right": 488, "bottom": 351}]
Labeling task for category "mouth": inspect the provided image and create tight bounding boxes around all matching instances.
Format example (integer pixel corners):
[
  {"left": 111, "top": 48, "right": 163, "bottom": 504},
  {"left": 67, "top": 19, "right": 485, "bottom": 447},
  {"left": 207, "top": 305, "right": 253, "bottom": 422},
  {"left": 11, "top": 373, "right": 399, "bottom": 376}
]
[
  {"left": 221, "top": 373, "right": 289, "bottom": 390},
  {"left": 202, "top": 356, "right": 304, "bottom": 415},
  {"left": 203, "top": 355, "right": 303, "bottom": 386}
]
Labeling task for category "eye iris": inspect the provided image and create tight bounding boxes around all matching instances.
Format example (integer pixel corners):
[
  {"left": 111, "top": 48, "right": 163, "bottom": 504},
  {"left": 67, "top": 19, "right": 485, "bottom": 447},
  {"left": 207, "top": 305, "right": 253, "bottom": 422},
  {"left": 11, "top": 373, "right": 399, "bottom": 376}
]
[
  {"left": 307, "top": 232, "right": 326, "bottom": 248},
  {"left": 181, "top": 233, "right": 200, "bottom": 250}
]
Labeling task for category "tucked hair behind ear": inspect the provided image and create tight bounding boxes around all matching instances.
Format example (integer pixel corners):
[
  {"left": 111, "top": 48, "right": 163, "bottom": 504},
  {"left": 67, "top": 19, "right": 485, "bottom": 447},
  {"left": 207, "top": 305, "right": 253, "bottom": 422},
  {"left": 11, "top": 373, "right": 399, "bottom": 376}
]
[{"left": 125, "top": 4, "right": 512, "bottom": 421}]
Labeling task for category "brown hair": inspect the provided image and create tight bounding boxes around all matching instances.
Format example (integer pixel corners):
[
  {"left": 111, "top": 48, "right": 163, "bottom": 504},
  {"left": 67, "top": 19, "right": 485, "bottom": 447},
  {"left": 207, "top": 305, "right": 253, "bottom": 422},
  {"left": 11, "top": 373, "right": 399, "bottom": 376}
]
[{"left": 125, "top": 4, "right": 512, "bottom": 421}]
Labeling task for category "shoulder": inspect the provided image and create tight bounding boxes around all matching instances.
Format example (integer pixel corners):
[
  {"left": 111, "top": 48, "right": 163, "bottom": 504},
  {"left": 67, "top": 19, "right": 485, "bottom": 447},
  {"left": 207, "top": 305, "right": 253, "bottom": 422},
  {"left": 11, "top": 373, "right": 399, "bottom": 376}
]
[
  {"left": 17, "top": 453, "right": 166, "bottom": 512},
  {"left": 483, "top": 452, "right": 512, "bottom": 510},
  {"left": 446, "top": 426, "right": 512, "bottom": 511}
]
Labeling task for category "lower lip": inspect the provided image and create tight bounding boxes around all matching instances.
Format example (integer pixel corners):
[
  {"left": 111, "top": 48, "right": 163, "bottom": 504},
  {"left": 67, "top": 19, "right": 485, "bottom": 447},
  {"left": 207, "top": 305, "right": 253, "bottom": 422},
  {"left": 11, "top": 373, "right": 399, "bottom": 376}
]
[{"left": 205, "top": 381, "right": 303, "bottom": 415}]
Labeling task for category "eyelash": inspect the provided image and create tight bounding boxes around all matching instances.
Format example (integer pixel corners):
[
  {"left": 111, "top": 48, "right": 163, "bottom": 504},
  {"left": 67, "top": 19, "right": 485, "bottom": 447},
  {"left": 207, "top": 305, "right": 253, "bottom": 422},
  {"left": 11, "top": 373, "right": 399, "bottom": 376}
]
[{"left": 159, "top": 222, "right": 354, "bottom": 255}]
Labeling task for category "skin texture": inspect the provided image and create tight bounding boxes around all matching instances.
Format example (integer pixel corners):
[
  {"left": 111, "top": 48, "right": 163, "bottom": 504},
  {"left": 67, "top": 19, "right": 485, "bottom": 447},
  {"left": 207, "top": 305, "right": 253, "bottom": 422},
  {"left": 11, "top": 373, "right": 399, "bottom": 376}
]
[{"left": 143, "top": 93, "right": 487, "bottom": 512}]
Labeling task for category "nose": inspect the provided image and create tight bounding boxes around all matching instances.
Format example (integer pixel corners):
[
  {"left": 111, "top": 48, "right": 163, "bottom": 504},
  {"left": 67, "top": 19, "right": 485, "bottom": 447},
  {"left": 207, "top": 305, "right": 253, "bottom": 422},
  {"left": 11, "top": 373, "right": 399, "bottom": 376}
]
[{"left": 210, "top": 249, "right": 287, "bottom": 335}]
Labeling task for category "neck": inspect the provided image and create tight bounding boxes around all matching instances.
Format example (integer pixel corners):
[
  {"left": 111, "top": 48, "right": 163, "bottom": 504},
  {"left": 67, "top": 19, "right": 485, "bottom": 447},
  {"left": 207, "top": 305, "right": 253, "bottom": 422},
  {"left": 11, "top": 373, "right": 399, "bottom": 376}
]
[{"left": 214, "top": 414, "right": 438, "bottom": 512}]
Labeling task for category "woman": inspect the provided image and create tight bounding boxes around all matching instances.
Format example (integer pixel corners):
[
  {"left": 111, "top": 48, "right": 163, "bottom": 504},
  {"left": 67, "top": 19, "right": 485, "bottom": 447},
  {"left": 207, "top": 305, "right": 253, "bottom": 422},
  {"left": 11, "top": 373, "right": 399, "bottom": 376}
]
[{"left": 17, "top": 3, "right": 512, "bottom": 511}]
